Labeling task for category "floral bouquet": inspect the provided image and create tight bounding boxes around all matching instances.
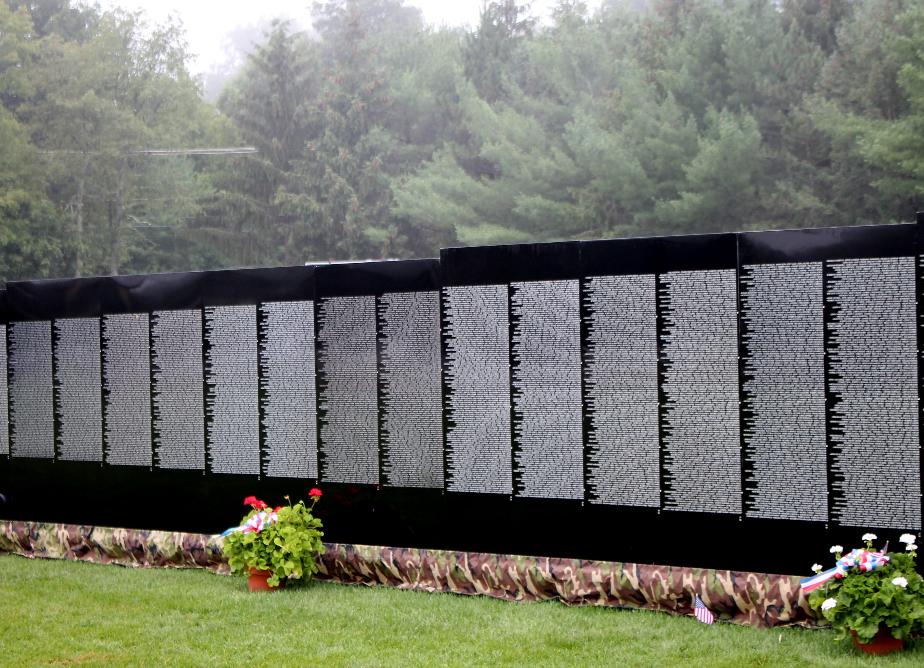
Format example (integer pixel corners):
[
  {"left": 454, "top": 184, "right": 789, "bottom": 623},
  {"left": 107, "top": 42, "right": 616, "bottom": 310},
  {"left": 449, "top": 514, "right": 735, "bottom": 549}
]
[
  {"left": 221, "top": 488, "right": 324, "bottom": 588},
  {"left": 804, "top": 532, "right": 924, "bottom": 645}
]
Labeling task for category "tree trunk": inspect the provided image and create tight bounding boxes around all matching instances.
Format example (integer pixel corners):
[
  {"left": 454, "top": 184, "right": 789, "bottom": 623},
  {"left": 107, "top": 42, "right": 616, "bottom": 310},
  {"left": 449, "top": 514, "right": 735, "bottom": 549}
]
[
  {"left": 73, "top": 155, "right": 90, "bottom": 277},
  {"left": 108, "top": 163, "right": 126, "bottom": 276}
]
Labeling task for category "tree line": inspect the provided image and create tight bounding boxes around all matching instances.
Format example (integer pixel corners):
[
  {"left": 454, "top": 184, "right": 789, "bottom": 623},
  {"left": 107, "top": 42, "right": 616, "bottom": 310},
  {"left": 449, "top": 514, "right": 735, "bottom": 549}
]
[{"left": 1, "top": 0, "right": 923, "bottom": 281}]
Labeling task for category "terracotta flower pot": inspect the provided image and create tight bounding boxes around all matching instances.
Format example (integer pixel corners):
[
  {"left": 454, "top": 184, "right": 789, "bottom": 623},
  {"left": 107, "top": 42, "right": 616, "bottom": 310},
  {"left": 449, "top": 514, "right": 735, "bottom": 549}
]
[
  {"left": 850, "top": 628, "right": 904, "bottom": 655},
  {"left": 247, "top": 567, "right": 284, "bottom": 592}
]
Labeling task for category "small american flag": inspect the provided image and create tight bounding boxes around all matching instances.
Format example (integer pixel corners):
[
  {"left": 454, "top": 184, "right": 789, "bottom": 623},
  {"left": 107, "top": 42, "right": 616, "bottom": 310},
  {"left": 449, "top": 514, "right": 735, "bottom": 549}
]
[{"left": 694, "top": 594, "right": 715, "bottom": 625}]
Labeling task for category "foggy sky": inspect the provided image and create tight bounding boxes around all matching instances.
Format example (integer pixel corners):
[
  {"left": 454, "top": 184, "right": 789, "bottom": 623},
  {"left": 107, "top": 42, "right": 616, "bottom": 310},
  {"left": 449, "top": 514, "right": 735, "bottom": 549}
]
[{"left": 95, "top": 1, "right": 602, "bottom": 74}]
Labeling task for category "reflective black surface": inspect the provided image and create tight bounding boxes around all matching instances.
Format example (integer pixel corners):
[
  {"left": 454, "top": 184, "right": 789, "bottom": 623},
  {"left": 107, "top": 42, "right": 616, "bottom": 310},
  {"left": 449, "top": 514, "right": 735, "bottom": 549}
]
[{"left": 0, "top": 225, "right": 922, "bottom": 575}]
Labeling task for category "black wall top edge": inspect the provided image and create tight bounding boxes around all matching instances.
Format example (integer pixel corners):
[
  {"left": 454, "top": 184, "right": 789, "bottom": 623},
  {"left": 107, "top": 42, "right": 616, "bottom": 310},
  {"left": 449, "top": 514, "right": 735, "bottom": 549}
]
[
  {"left": 2, "top": 265, "right": 317, "bottom": 320},
  {"left": 738, "top": 222, "right": 917, "bottom": 264},
  {"left": 315, "top": 258, "right": 440, "bottom": 296},
  {"left": 581, "top": 231, "right": 738, "bottom": 275},
  {"left": 441, "top": 241, "right": 581, "bottom": 285},
  {"left": 2, "top": 222, "right": 915, "bottom": 320}
]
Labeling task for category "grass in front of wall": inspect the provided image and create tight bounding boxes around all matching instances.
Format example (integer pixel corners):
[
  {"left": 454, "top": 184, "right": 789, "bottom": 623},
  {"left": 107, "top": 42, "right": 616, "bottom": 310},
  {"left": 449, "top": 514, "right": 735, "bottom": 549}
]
[{"left": 1, "top": 554, "right": 922, "bottom": 667}]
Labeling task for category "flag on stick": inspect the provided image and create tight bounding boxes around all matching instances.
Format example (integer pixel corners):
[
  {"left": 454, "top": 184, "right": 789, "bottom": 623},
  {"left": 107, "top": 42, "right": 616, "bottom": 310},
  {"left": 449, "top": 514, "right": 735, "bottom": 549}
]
[{"left": 694, "top": 594, "right": 715, "bottom": 625}]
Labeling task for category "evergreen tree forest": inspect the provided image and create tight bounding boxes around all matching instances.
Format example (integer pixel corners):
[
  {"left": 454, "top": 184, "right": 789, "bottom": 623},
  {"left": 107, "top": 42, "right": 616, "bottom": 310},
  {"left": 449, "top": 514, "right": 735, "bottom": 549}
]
[{"left": 2, "top": 0, "right": 923, "bottom": 281}]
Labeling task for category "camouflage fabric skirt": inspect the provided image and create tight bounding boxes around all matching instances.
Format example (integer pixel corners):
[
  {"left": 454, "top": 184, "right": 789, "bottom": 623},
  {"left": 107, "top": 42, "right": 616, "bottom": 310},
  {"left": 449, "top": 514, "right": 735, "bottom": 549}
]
[{"left": 0, "top": 519, "right": 815, "bottom": 628}]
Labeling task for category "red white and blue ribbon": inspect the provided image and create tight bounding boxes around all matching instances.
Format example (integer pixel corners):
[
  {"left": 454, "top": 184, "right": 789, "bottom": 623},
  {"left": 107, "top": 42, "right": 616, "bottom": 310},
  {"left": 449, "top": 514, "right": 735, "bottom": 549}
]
[
  {"left": 800, "top": 548, "right": 890, "bottom": 593},
  {"left": 220, "top": 510, "right": 278, "bottom": 537}
]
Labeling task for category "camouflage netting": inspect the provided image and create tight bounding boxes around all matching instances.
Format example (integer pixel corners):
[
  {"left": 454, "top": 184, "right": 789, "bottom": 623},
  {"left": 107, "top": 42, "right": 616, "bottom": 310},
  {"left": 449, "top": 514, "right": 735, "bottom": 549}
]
[
  {"left": 0, "top": 520, "right": 816, "bottom": 628},
  {"left": 0, "top": 520, "right": 229, "bottom": 573}
]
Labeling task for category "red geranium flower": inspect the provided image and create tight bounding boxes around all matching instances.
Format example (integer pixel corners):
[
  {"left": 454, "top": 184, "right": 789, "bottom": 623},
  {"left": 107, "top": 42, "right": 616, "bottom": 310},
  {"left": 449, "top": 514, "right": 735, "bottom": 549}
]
[
  {"left": 253, "top": 499, "right": 268, "bottom": 510},
  {"left": 274, "top": 506, "right": 283, "bottom": 513},
  {"left": 309, "top": 488, "right": 322, "bottom": 498},
  {"left": 243, "top": 495, "right": 258, "bottom": 506}
]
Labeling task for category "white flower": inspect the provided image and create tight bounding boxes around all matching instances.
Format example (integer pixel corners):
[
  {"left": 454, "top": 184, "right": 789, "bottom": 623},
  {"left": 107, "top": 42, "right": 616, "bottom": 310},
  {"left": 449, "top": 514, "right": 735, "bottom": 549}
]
[
  {"left": 899, "top": 533, "right": 917, "bottom": 545},
  {"left": 862, "top": 533, "right": 877, "bottom": 542},
  {"left": 892, "top": 577, "right": 908, "bottom": 588},
  {"left": 811, "top": 563, "right": 823, "bottom": 574},
  {"left": 821, "top": 598, "right": 837, "bottom": 611},
  {"left": 829, "top": 545, "right": 843, "bottom": 554},
  {"left": 906, "top": 543, "right": 918, "bottom": 552}
]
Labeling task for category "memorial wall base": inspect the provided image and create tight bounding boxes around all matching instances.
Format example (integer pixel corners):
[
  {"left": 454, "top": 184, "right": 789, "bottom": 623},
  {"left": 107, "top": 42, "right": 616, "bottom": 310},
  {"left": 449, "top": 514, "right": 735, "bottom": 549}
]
[{"left": 0, "top": 520, "right": 815, "bottom": 629}]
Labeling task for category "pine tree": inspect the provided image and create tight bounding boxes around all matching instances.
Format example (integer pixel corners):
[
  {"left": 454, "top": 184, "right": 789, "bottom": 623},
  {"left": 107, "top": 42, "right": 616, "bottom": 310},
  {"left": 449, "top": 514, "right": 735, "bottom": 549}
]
[
  {"left": 279, "top": 2, "right": 404, "bottom": 260},
  {"left": 211, "top": 20, "right": 320, "bottom": 266},
  {"left": 463, "top": 1, "right": 535, "bottom": 103},
  {"left": 0, "top": 2, "right": 66, "bottom": 280},
  {"left": 810, "top": 0, "right": 916, "bottom": 224},
  {"left": 825, "top": 2, "right": 924, "bottom": 202}
]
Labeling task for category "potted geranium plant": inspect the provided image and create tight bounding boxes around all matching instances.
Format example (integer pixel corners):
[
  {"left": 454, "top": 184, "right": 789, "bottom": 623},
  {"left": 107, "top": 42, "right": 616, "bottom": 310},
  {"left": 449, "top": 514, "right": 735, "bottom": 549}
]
[
  {"left": 804, "top": 532, "right": 923, "bottom": 654},
  {"left": 221, "top": 488, "right": 324, "bottom": 591}
]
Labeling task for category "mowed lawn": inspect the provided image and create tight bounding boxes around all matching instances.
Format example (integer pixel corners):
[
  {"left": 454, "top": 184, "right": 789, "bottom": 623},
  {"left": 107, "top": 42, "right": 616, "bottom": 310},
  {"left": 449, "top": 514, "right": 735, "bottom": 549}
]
[{"left": 1, "top": 555, "right": 922, "bottom": 667}]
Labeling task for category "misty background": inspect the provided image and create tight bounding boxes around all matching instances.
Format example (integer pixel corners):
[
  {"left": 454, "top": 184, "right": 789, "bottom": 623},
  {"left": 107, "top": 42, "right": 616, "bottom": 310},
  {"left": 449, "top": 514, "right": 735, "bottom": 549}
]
[{"left": 0, "top": 0, "right": 921, "bottom": 281}]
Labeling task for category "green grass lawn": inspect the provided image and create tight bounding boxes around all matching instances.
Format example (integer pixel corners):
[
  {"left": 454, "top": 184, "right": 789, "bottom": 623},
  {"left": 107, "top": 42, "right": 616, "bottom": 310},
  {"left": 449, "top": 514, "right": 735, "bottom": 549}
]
[{"left": 1, "top": 555, "right": 922, "bottom": 668}]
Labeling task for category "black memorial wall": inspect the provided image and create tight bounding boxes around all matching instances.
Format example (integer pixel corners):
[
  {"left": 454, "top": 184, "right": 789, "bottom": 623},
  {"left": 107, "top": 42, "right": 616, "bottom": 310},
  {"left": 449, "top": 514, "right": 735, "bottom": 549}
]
[{"left": 0, "top": 223, "right": 922, "bottom": 574}]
